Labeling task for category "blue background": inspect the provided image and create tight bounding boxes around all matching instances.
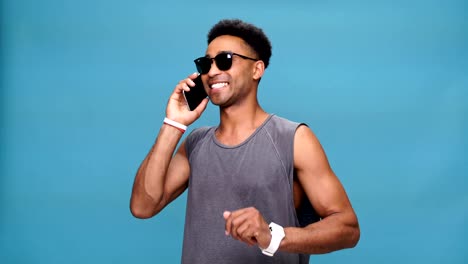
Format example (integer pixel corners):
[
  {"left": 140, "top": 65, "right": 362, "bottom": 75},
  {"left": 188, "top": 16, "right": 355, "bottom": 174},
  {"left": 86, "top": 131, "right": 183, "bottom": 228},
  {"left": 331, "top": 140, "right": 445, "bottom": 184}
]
[{"left": 1, "top": 0, "right": 467, "bottom": 263}]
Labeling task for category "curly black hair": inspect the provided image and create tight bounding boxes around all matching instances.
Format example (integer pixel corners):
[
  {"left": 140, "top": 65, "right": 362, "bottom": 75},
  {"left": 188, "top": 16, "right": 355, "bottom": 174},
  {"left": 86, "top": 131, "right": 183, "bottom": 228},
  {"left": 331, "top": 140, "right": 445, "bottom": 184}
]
[{"left": 207, "top": 19, "right": 272, "bottom": 69}]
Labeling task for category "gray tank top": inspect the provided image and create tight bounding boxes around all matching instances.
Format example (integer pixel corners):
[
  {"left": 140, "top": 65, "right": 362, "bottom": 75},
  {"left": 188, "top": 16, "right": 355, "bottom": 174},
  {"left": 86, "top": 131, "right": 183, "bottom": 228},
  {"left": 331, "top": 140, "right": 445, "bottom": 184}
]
[{"left": 182, "top": 115, "right": 310, "bottom": 264}]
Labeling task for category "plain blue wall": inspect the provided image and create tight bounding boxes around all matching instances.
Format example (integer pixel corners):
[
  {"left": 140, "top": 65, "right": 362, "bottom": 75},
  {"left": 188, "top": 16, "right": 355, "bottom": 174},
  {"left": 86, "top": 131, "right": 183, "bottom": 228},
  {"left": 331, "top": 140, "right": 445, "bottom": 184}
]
[{"left": 1, "top": 0, "right": 467, "bottom": 263}]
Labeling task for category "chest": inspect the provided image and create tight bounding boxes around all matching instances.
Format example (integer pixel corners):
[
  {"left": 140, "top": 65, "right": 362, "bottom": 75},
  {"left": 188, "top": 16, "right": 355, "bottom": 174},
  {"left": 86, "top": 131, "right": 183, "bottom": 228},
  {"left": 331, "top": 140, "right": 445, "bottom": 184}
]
[{"left": 188, "top": 136, "right": 292, "bottom": 204}]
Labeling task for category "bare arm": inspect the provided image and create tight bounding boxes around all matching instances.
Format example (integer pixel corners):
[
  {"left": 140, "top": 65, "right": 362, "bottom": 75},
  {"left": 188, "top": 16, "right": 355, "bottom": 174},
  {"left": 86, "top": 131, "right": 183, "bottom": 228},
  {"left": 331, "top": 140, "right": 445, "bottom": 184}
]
[
  {"left": 223, "top": 125, "right": 359, "bottom": 254},
  {"left": 130, "top": 73, "right": 209, "bottom": 219},
  {"left": 130, "top": 126, "right": 189, "bottom": 218},
  {"left": 280, "top": 125, "right": 360, "bottom": 254}
]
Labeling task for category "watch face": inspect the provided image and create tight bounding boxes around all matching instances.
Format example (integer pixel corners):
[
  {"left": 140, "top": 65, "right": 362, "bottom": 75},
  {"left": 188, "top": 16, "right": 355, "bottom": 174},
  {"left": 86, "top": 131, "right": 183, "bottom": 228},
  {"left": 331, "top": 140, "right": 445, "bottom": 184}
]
[{"left": 269, "top": 223, "right": 286, "bottom": 237}]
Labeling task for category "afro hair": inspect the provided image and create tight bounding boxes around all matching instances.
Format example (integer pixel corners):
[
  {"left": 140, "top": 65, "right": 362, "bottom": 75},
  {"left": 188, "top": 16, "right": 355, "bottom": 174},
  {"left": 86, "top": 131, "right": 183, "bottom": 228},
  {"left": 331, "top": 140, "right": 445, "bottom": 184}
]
[{"left": 207, "top": 19, "right": 272, "bottom": 69}]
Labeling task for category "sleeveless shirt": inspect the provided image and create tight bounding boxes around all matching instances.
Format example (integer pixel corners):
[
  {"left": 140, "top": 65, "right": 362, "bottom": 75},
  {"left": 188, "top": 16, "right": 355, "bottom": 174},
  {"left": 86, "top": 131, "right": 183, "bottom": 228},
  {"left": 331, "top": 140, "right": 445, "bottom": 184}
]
[{"left": 181, "top": 114, "right": 312, "bottom": 264}]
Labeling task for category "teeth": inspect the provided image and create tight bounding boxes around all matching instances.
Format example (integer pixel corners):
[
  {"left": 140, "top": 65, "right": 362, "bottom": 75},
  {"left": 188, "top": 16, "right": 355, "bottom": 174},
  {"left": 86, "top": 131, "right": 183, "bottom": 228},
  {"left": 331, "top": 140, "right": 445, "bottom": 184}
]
[{"left": 211, "top": 82, "right": 228, "bottom": 89}]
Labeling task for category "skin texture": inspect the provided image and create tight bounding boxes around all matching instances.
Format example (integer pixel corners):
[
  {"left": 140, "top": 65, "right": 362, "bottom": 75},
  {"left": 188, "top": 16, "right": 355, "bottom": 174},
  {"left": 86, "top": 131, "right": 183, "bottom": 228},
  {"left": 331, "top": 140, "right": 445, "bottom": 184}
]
[{"left": 130, "top": 35, "right": 360, "bottom": 255}]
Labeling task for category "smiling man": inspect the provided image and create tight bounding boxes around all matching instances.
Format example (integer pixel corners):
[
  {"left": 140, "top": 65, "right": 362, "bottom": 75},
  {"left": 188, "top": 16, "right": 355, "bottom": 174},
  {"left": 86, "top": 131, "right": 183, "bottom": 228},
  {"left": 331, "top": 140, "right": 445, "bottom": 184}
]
[{"left": 130, "top": 19, "right": 360, "bottom": 264}]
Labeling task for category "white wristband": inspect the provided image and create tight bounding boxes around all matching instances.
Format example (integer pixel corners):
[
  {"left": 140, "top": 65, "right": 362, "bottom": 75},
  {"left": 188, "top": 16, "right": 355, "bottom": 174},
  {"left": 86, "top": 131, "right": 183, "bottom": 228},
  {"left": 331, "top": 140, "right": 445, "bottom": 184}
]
[
  {"left": 163, "top": 117, "right": 187, "bottom": 132},
  {"left": 261, "top": 222, "right": 285, "bottom": 257}
]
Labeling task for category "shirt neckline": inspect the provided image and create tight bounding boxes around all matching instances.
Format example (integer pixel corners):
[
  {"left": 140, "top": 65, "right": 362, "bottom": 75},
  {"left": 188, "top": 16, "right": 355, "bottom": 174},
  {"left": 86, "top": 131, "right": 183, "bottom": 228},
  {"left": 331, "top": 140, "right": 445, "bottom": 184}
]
[{"left": 211, "top": 114, "right": 275, "bottom": 149}]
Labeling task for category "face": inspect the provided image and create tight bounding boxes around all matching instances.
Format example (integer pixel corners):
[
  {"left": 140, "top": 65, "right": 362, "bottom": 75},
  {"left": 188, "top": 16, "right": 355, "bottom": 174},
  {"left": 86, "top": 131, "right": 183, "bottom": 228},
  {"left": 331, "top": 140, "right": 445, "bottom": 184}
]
[{"left": 201, "top": 35, "right": 261, "bottom": 108}]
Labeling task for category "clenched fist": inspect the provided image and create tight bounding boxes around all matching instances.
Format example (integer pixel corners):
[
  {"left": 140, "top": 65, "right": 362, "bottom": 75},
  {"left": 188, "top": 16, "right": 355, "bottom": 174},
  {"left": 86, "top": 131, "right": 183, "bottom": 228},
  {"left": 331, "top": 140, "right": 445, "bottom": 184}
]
[{"left": 223, "top": 207, "right": 272, "bottom": 249}]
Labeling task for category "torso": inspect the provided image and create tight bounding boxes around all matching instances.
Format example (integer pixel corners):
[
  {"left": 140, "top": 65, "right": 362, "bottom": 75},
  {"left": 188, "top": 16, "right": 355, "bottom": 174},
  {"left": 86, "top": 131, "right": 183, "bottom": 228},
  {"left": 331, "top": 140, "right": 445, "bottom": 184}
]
[{"left": 181, "top": 114, "right": 310, "bottom": 264}]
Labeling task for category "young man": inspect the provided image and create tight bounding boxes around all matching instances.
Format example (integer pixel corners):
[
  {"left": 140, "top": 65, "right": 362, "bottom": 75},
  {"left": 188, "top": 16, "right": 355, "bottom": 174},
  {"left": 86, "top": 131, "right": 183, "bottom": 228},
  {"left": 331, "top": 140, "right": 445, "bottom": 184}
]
[{"left": 130, "top": 19, "right": 360, "bottom": 263}]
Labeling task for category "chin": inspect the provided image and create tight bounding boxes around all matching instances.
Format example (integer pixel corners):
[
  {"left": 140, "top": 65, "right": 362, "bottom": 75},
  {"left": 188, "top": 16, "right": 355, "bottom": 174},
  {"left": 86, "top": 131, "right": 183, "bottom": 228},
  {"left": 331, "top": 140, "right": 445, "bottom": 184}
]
[
  {"left": 211, "top": 96, "right": 235, "bottom": 108},
  {"left": 210, "top": 98, "right": 226, "bottom": 107}
]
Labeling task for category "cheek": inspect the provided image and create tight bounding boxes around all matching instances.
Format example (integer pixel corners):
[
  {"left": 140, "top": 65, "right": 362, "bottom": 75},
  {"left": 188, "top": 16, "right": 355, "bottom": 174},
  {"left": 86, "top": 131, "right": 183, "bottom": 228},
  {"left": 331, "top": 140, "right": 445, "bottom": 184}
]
[
  {"left": 236, "top": 73, "right": 254, "bottom": 90},
  {"left": 232, "top": 68, "right": 253, "bottom": 87}
]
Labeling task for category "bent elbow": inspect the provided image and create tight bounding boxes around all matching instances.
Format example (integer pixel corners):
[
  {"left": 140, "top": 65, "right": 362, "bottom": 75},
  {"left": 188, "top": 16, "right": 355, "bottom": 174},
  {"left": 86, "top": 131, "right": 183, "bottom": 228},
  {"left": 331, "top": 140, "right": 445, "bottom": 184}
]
[
  {"left": 347, "top": 226, "right": 360, "bottom": 248},
  {"left": 129, "top": 198, "right": 161, "bottom": 219},
  {"left": 129, "top": 190, "right": 165, "bottom": 219},
  {"left": 130, "top": 206, "right": 155, "bottom": 219}
]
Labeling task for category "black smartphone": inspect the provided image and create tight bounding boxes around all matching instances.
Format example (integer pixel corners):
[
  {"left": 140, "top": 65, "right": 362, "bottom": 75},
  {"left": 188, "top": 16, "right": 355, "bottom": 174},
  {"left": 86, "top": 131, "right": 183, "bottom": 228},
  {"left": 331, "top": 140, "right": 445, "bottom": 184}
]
[{"left": 183, "top": 75, "right": 208, "bottom": 111}]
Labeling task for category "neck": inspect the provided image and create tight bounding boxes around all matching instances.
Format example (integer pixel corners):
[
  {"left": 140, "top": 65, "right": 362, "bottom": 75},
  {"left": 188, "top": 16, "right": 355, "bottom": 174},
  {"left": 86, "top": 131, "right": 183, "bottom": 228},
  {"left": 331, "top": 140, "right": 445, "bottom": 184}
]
[{"left": 215, "top": 99, "right": 269, "bottom": 146}]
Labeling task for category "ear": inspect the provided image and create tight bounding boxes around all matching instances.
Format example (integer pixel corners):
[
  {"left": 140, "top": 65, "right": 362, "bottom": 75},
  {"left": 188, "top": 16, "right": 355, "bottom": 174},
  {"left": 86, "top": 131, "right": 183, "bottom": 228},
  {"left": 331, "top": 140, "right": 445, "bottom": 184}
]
[{"left": 252, "top": 60, "right": 265, "bottom": 81}]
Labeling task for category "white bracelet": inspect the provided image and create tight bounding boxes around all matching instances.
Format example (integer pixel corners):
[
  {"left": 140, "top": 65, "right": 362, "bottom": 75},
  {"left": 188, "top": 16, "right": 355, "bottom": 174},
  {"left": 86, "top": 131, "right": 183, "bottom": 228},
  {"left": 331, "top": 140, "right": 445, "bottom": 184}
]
[{"left": 163, "top": 117, "right": 187, "bottom": 132}]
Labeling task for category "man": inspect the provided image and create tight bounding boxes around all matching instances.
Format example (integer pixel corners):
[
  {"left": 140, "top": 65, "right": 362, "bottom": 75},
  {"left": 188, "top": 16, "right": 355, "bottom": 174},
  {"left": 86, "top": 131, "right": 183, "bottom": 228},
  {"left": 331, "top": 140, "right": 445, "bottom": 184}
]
[{"left": 130, "top": 19, "right": 360, "bottom": 263}]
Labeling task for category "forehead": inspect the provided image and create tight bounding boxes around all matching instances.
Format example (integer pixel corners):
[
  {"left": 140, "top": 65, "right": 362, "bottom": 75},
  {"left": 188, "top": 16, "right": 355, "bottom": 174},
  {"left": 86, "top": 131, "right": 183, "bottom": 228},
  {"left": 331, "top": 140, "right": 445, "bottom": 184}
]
[{"left": 205, "top": 35, "right": 251, "bottom": 56}]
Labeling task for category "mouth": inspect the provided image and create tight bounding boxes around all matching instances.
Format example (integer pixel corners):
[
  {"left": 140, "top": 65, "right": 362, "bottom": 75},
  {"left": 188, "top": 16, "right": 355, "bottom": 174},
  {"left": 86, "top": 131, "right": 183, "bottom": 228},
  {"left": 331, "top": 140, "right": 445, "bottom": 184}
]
[{"left": 210, "top": 82, "right": 229, "bottom": 89}]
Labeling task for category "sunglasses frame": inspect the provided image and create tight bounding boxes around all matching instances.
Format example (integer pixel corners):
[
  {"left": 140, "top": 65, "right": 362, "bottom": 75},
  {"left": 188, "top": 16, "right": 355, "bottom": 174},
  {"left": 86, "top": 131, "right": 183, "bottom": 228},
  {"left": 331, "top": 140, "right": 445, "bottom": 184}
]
[{"left": 194, "top": 52, "right": 259, "bottom": 74}]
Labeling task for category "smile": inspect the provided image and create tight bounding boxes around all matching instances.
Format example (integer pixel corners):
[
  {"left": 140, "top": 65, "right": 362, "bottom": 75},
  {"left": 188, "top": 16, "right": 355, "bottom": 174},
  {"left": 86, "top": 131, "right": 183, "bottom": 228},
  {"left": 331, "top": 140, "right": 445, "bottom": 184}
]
[{"left": 210, "top": 82, "right": 228, "bottom": 89}]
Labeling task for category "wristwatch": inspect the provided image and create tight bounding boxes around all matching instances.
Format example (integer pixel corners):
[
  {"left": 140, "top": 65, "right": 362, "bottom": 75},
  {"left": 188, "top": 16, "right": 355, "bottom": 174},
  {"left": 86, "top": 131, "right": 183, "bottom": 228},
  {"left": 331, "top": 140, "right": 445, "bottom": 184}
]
[{"left": 261, "top": 222, "right": 285, "bottom": 256}]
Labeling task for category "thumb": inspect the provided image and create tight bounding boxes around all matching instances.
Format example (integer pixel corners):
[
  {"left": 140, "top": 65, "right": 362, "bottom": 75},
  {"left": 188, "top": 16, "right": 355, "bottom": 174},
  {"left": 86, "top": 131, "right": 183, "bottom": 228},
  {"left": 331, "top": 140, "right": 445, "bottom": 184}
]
[{"left": 223, "top": 211, "right": 231, "bottom": 220}]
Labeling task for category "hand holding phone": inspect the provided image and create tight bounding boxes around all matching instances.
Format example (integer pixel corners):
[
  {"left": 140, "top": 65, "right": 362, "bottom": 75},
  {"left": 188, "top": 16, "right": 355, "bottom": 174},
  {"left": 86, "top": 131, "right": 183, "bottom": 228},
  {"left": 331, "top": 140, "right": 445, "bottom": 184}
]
[{"left": 183, "top": 75, "right": 208, "bottom": 111}]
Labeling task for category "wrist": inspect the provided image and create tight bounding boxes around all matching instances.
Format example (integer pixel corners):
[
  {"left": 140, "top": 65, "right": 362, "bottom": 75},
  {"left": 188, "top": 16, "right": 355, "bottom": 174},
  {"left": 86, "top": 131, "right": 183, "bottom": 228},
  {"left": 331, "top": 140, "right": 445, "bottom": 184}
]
[{"left": 261, "top": 222, "right": 285, "bottom": 257}]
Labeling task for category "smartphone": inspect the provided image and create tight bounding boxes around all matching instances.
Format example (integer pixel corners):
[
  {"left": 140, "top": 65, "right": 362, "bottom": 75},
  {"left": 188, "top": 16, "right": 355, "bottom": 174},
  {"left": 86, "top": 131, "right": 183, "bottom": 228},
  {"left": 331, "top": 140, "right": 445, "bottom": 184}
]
[{"left": 183, "top": 75, "right": 208, "bottom": 111}]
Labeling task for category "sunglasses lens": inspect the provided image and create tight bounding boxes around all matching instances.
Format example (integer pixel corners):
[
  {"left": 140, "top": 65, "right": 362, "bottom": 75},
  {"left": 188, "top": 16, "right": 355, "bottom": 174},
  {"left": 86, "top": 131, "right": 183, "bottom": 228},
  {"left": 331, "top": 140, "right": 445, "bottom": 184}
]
[
  {"left": 214, "top": 53, "right": 233, "bottom": 71},
  {"left": 194, "top": 53, "right": 233, "bottom": 74},
  {"left": 194, "top": 57, "right": 211, "bottom": 74}
]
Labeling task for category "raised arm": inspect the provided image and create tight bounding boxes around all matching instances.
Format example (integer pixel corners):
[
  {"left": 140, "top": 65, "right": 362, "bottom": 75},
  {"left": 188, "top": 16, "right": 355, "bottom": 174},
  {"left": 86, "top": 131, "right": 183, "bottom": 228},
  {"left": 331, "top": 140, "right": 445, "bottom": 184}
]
[
  {"left": 280, "top": 125, "right": 360, "bottom": 253},
  {"left": 130, "top": 73, "right": 209, "bottom": 219}
]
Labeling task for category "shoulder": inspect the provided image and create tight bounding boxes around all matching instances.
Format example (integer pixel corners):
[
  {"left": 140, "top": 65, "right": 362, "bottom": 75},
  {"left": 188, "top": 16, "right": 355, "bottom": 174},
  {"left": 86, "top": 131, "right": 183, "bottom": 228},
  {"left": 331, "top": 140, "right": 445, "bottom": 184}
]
[
  {"left": 266, "top": 114, "right": 309, "bottom": 135},
  {"left": 187, "top": 126, "right": 213, "bottom": 139},
  {"left": 293, "top": 122, "right": 328, "bottom": 171},
  {"left": 269, "top": 114, "right": 302, "bottom": 126},
  {"left": 185, "top": 126, "right": 215, "bottom": 155},
  {"left": 186, "top": 126, "right": 214, "bottom": 144},
  {"left": 270, "top": 115, "right": 324, "bottom": 165},
  {"left": 261, "top": 115, "right": 311, "bottom": 158}
]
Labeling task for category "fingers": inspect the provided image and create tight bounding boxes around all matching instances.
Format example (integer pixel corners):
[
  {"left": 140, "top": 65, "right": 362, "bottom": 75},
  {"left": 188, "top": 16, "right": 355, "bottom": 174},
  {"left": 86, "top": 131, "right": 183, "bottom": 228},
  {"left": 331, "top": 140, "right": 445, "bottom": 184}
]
[
  {"left": 174, "top": 73, "right": 200, "bottom": 94},
  {"left": 188, "top": 72, "right": 199, "bottom": 79},
  {"left": 225, "top": 210, "right": 255, "bottom": 245},
  {"left": 192, "top": 98, "right": 209, "bottom": 116},
  {"left": 166, "top": 73, "right": 206, "bottom": 123},
  {"left": 223, "top": 211, "right": 231, "bottom": 235},
  {"left": 223, "top": 207, "right": 269, "bottom": 247},
  {"left": 183, "top": 72, "right": 200, "bottom": 91},
  {"left": 236, "top": 222, "right": 258, "bottom": 246}
]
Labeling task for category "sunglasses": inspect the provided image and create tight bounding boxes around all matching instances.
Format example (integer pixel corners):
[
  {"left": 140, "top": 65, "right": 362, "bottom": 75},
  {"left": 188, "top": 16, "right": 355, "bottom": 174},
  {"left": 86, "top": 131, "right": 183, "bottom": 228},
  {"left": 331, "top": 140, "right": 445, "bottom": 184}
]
[{"left": 194, "top": 52, "right": 259, "bottom": 74}]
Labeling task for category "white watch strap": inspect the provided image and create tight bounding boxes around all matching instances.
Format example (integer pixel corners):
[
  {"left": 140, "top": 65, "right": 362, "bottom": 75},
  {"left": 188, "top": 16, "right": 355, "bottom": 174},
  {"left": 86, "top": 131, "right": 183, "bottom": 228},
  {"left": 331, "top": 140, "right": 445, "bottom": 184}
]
[{"left": 261, "top": 222, "right": 285, "bottom": 257}]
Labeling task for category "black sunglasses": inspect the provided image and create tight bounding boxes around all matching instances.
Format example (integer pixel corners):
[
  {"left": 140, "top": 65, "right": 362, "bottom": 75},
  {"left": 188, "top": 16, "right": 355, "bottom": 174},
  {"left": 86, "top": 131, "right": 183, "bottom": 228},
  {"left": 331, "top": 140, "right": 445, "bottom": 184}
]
[{"left": 194, "top": 52, "right": 259, "bottom": 74}]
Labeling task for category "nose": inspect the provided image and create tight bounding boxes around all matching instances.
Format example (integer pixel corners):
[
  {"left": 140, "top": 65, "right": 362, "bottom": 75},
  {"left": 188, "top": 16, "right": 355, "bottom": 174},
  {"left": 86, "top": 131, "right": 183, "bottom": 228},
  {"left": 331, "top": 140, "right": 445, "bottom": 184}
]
[{"left": 207, "top": 59, "right": 222, "bottom": 77}]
